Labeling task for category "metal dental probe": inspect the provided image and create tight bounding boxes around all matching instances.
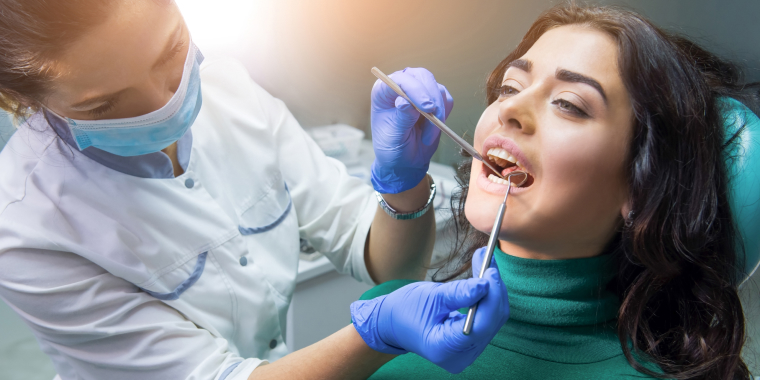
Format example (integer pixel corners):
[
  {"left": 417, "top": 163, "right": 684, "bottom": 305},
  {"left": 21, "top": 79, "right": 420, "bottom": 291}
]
[
  {"left": 371, "top": 67, "right": 507, "bottom": 179},
  {"left": 462, "top": 171, "right": 527, "bottom": 335}
]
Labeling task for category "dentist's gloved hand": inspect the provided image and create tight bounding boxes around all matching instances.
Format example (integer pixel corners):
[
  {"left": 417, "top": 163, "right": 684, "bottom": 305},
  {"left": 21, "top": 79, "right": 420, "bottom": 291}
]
[
  {"left": 370, "top": 67, "right": 454, "bottom": 194},
  {"left": 350, "top": 247, "right": 509, "bottom": 374}
]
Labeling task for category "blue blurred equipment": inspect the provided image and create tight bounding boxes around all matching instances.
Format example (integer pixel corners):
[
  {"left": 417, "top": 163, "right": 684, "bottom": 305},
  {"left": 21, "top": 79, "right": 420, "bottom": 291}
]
[
  {"left": 350, "top": 246, "right": 509, "bottom": 374},
  {"left": 369, "top": 67, "right": 453, "bottom": 194}
]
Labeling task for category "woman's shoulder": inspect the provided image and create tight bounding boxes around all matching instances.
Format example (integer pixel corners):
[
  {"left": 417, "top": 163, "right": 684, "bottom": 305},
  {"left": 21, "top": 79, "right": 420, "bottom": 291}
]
[
  {"left": 369, "top": 341, "right": 661, "bottom": 380},
  {"left": 360, "top": 279, "right": 663, "bottom": 380}
]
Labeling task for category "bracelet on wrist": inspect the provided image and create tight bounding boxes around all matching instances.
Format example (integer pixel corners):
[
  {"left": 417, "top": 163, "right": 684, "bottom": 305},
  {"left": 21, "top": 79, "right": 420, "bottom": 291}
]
[{"left": 375, "top": 175, "right": 436, "bottom": 220}]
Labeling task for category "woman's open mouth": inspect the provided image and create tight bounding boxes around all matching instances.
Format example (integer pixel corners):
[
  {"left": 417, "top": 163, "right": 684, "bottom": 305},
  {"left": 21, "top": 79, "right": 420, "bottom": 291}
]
[{"left": 483, "top": 147, "right": 535, "bottom": 188}]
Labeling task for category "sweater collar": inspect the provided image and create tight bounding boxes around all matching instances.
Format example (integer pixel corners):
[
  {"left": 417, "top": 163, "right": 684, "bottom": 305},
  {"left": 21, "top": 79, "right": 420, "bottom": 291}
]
[{"left": 494, "top": 246, "right": 619, "bottom": 327}]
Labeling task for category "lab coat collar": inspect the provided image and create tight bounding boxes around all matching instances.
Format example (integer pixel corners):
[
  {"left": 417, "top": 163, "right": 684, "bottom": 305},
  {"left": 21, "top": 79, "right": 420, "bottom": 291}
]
[{"left": 43, "top": 110, "right": 193, "bottom": 179}]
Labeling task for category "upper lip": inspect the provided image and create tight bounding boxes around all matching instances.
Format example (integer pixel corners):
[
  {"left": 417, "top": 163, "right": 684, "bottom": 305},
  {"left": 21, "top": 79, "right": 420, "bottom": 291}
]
[{"left": 481, "top": 135, "right": 533, "bottom": 174}]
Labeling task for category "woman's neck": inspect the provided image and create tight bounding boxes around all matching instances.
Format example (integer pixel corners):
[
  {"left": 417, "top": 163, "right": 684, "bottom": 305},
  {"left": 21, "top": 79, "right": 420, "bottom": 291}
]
[{"left": 498, "top": 238, "right": 610, "bottom": 260}]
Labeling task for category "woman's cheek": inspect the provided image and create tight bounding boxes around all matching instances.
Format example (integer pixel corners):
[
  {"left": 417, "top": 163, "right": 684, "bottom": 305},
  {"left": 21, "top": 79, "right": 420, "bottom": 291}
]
[
  {"left": 465, "top": 198, "right": 500, "bottom": 236},
  {"left": 540, "top": 145, "right": 625, "bottom": 231}
]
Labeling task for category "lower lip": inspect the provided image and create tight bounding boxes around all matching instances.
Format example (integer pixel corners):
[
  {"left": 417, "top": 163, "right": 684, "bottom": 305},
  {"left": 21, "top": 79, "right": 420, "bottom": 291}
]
[{"left": 476, "top": 162, "right": 532, "bottom": 195}]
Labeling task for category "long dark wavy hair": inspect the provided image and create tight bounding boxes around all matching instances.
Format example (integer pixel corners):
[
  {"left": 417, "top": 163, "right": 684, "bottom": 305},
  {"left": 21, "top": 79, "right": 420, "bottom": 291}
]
[{"left": 434, "top": 3, "right": 760, "bottom": 379}]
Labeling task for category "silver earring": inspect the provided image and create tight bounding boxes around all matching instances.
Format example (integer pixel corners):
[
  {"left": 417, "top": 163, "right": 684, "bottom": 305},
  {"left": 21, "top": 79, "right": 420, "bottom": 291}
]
[{"left": 625, "top": 211, "right": 634, "bottom": 228}]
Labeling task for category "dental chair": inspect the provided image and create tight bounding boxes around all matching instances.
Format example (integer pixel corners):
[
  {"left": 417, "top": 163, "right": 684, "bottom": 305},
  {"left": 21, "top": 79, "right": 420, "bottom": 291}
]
[
  {"left": 723, "top": 97, "right": 760, "bottom": 286},
  {"left": 725, "top": 97, "right": 760, "bottom": 377}
]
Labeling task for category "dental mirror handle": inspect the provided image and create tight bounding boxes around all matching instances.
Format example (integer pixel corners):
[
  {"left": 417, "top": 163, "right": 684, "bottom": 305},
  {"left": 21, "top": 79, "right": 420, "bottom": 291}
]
[
  {"left": 371, "top": 67, "right": 506, "bottom": 179},
  {"left": 462, "top": 183, "right": 510, "bottom": 335}
]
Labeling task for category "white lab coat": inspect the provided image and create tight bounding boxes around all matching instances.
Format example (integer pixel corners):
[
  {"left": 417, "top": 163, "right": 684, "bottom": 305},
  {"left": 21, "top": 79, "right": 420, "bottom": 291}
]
[{"left": 0, "top": 58, "right": 377, "bottom": 380}]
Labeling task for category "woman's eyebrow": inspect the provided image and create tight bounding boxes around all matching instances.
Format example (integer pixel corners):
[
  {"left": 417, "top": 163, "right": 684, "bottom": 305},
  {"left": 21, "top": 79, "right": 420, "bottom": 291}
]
[
  {"left": 506, "top": 59, "right": 533, "bottom": 73},
  {"left": 555, "top": 68, "right": 608, "bottom": 104}
]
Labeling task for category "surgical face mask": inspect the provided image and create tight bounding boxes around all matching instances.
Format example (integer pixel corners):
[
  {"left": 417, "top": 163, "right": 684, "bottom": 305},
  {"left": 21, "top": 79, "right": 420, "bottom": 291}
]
[{"left": 55, "top": 41, "right": 204, "bottom": 157}]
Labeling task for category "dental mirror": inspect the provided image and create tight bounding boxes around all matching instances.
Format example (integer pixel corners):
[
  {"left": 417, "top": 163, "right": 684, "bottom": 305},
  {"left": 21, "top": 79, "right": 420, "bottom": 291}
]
[{"left": 463, "top": 170, "right": 526, "bottom": 335}]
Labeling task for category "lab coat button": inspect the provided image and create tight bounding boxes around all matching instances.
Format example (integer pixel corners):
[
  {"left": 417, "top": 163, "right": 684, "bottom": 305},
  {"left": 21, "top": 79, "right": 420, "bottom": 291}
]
[
  {"left": 184, "top": 179, "right": 195, "bottom": 189},
  {"left": 239, "top": 257, "right": 248, "bottom": 266},
  {"left": 269, "top": 339, "right": 277, "bottom": 349}
]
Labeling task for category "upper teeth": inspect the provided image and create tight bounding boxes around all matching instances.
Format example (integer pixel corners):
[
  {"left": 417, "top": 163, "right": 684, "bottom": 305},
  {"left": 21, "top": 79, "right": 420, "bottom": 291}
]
[{"left": 487, "top": 148, "right": 520, "bottom": 168}]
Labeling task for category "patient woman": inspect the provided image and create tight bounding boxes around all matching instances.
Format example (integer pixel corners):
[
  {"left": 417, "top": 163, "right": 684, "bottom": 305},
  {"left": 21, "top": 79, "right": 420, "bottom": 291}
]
[{"left": 359, "top": 3, "right": 760, "bottom": 379}]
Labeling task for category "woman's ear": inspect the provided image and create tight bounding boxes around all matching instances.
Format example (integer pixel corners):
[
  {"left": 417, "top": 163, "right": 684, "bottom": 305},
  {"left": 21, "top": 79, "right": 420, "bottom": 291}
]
[{"left": 621, "top": 200, "right": 632, "bottom": 221}]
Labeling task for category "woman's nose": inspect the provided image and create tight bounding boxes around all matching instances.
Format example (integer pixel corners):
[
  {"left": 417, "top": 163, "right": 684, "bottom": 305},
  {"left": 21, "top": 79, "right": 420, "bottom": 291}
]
[{"left": 497, "top": 91, "right": 537, "bottom": 135}]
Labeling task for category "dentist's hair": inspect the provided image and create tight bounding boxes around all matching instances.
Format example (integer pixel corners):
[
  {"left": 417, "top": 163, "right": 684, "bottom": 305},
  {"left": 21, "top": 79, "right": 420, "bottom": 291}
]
[
  {"left": 439, "top": 2, "right": 759, "bottom": 379},
  {"left": 0, "top": 0, "right": 115, "bottom": 120}
]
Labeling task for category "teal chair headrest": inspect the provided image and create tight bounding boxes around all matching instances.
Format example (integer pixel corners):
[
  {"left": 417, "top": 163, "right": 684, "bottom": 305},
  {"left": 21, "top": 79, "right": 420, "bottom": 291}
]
[{"left": 721, "top": 97, "right": 760, "bottom": 286}]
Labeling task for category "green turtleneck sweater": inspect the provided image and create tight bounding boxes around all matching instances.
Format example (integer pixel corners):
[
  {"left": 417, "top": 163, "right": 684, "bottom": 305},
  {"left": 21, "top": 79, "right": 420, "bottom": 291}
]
[{"left": 361, "top": 247, "right": 659, "bottom": 379}]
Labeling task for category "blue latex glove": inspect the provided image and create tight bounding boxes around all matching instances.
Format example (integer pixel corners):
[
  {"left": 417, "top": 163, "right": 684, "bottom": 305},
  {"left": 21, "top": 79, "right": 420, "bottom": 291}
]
[
  {"left": 350, "top": 247, "right": 509, "bottom": 373},
  {"left": 370, "top": 67, "right": 454, "bottom": 194}
]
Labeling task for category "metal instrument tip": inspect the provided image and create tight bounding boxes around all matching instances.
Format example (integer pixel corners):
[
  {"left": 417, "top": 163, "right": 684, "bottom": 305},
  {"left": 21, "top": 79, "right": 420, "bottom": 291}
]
[{"left": 503, "top": 171, "right": 528, "bottom": 204}]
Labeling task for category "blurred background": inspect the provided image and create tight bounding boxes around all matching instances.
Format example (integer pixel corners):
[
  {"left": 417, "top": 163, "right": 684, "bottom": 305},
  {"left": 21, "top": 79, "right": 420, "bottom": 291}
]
[
  {"left": 176, "top": 0, "right": 760, "bottom": 166},
  {"left": 1, "top": 0, "right": 759, "bottom": 379}
]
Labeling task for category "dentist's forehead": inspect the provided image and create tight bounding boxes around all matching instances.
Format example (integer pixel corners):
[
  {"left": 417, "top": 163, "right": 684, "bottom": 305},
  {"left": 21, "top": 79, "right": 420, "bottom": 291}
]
[{"left": 51, "top": 1, "right": 181, "bottom": 101}]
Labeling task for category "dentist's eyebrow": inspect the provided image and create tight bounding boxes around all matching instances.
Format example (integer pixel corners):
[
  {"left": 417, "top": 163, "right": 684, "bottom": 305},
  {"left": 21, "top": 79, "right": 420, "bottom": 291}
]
[
  {"left": 556, "top": 68, "right": 607, "bottom": 104},
  {"left": 152, "top": 22, "right": 184, "bottom": 69},
  {"left": 505, "top": 59, "right": 533, "bottom": 73}
]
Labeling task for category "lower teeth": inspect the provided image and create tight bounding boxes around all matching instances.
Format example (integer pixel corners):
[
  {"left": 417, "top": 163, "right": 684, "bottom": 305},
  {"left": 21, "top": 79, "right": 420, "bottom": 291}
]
[{"left": 488, "top": 174, "right": 510, "bottom": 185}]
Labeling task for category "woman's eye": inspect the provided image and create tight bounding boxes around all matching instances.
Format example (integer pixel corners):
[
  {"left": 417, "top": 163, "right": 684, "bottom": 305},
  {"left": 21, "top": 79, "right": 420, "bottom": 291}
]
[
  {"left": 498, "top": 85, "right": 519, "bottom": 98},
  {"left": 88, "top": 99, "right": 117, "bottom": 117},
  {"left": 551, "top": 98, "right": 589, "bottom": 118}
]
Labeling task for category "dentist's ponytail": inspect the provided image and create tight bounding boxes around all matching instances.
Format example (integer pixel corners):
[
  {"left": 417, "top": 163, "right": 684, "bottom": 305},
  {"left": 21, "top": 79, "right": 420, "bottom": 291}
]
[{"left": 0, "top": 0, "right": 115, "bottom": 121}]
